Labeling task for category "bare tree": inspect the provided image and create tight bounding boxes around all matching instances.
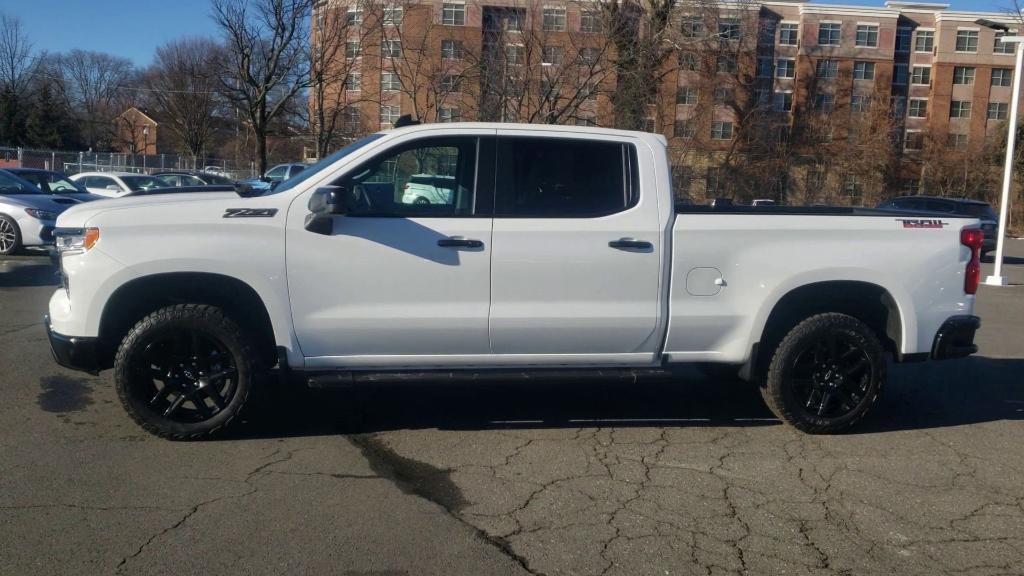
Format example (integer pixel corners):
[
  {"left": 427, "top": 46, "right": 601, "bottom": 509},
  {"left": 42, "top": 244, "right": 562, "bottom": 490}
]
[
  {"left": 213, "top": 0, "right": 313, "bottom": 174},
  {"left": 0, "top": 12, "right": 33, "bottom": 95},
  {"left": 145, "top": 37, "right": 223, "bottom": 159},
  {"left": 55, "top": 50, "right": 135, "bottom": 150}
]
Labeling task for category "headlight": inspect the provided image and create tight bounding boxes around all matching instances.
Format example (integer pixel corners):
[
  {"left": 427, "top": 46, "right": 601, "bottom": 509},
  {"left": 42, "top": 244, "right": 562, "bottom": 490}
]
[
  {"left": 53, "top": 227, "right": 100, "bottom": 255},
  {"left": 25, "top": 208, "right": 58, "bottom": 220}
]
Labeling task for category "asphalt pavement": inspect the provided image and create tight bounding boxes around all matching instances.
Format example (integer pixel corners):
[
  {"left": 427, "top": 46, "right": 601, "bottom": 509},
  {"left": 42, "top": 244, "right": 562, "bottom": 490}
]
[{"left": 1, "top": 241, "right": 1022, "bottom": 576}]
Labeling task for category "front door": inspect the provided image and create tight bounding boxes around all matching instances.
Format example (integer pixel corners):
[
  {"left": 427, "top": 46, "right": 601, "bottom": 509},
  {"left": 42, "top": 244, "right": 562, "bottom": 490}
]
[
  {"left": 287, "top": 132, "right": 495, "bottom": 368},
  {"left": 488, "top": 131, "right": 664, "bottom": 364}
]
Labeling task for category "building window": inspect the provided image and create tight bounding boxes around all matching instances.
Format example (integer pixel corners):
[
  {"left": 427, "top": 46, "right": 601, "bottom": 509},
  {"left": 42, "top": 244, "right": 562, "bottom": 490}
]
[
  {"left": 439, "top": 74, "right": 461, "bottom": 92},
  {"left": 908, "top": 98, "right": 928, "bottom": 118},
  {"left": 438, "top": 107, "right": 460, "bottom": 123},
  {"left": 915, "top": 30, "right": 934, "bottom": 52},
  {"left": 893, "top": 64, "right": 908, "bottom": 85},
  {"left": 774, "top": 91, "right": 793, "bottom": 112},
  {"left": 842, "top": 173, "right": 861, "bottom": 201},
  {"left": 674, "top": 119, "right": 696, "bottom": 138},
  {"left": 717, "top": 55, "right": 737, "bottom": 74},
  {"left": 706, "top": 167, "right": 724, "bottom": 194},
  {"left": 580, "top": 10, "right": 600, "bottom": 33},
  {"left": 910, "top": 66, "right": 931, "bottom": 85},
  {"left": 813, "top": 91, "right": 834, "bottom": 112},
  {"left": 992, "top": 68, "right": 1013, "bottom": 87},
  {"left": 719, "top": 18, "right": 741, "bottom": 40},
  {"left": 381, "top": 71, "right": 402, "bottom": 91},
  {"left": 896, "top": 27, "right": 912, "bottom": 52},
  {"left": 342, "top": 106, "right": 362, "bottom": 131},
  {"left": 901, "top": 178, "right": 921, "bottom": 194},
  {"left": 678, "top": 51, "right": 698, "bottom": 71},
  {"left": 950, "top": 100, "right": 972, "bottom": 118},
  {"left": 806, "top": 167, "right": 825, "bottom": 192},
  {"left": 505, "top": 44, "right": 524, "bottom": 65},
  {"left": 818, "top": 22, "right": 841, "bottom": 46},
  {"left": 855, "top": 25, "right": 879, "bottom": 47},
  {"left": 711, "top": 121, "right": 733, "bottom": 140},
  {"left": 384, "top": 5, "right": 403, "bottom": 25},
  {"left": 904, "top": 130, "right": 924, "bottom": 151},
  {"left": 851, "top": 93, "right": 870, "bottom": 113},
  {"left": 542, "top": 7, "right": 566, "bottom": 32},
  {"left": 344, "top": 74, "right": 361, "bottom": 91},
  {"left": 442, "top": 2, "right": 465, "bottom": 26},
  {"left": 681, "top": 17, "right": 703, "bottom": 38},
  {"left": 853, "top": 61, "right": 875, "bottom": 80},
  {"left": 714, "top": 86, "right": 734, "bottom": 103},
  {"left": 575, "top": 114, "right": 597, "bottom": 126},
  {"left": 995, "top": 32, "right": 1015, "bottom": 54},
  {"left": 953, "top": 66, "right": 975, "bottom": 85},
  {"left": 380, "top": 105, "right": 400, "bottom": 126},
  {"left": 442, "top": 39, "right": 464, "bottom": 60},
  {"left": 816, "top": 59, "right": 838, "bottom": 79},
  {"left": 578, "top": 47, "right": 599, "bottom": 66},
  {"left": 346, "top": 7, "right": 363, "bottom": 26},
  {"left": 757, "top": 57, "right": 773, "bottom": 78},
  {"left": 345, "top": 41, "right": 361, "bottom": 59},
  {"left": 776, "top": 58, "right": 795, "bottom": 78},
  {"left": 947, "top": 133, "right": 968, "bottom": 149},
  {"left": 672, "top": 165, "right": 693, "bottom": 197},
  {"left": 779, "top": 22, "right": 798, "bottom": 45},
  {"left": 988, "top": 102, "right": 1009, "bottom": 120},
  {"left": 541, "top": 46, "right": 564, "bottom": 66},
  {"left": 677, "top": 86, "right": 697, "bottom": 105},
  {"left": 955, "top": 29, "right": 979, "bottom": 52},
  {"left": 382, "top": 40, "right": 402, "bottom": 58}
]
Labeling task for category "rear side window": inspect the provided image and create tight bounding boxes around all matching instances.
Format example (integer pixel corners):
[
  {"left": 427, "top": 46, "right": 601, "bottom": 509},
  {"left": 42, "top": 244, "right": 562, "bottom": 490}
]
[
  {"left": 960, "top": 203, "right": 997, "bottom": 220},
  {"left": 924, "top": 200, "right": 955, "bottom": 213},
  {"left": 495, "top": 137, "right": 638, "bottom": 217}
]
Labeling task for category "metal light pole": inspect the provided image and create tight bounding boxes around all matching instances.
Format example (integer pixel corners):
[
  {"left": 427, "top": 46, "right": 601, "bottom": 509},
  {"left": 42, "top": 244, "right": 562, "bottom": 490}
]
[
  {"left": 978, "top": 20, "right": 1022, "bottom": 286},
  {"left": 142, "top": 125, "right": 150, "bottom": 173}
]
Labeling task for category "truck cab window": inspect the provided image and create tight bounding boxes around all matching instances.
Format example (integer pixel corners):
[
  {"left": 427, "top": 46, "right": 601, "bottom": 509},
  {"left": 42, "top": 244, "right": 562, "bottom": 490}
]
[
  {"left": 339, "top": 137, "right": 478, "bottom": 217},
  {"left": 495, "top": 137, "right": 636, "bottom": 217}
]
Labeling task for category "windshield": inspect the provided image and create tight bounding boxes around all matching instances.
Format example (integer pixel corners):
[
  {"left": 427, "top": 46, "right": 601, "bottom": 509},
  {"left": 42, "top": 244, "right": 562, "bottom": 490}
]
[
  {"left": 121, "top": 175, "right": 167, "bottom": 191},
  {"left": 0, "top": 171, "right": 42, "bottom": 194},
  {"left": 271, "top": 134, "right": 385, "bottom": 194},
  {"left": 46, "top": 174, "right": 87, "bottom": 193}
]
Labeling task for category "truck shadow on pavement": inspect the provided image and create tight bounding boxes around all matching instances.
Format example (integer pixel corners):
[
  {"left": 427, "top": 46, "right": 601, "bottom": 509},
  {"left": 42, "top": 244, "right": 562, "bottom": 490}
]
[
  {"left": 0, "top": 263, "right": 58, "bottom": 288},
  {"left": 228, "top": 356, "right": 1024, "bottom": 440}
]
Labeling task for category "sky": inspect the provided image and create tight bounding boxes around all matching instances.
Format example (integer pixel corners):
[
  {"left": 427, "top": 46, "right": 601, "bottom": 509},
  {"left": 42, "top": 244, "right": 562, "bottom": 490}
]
[{"left": 2, "top": 0, "right": 1017, "bottom": 68}]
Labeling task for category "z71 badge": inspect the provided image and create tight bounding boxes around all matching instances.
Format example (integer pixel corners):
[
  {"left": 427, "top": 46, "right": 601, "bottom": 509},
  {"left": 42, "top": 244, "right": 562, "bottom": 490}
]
[
  {"left": 897, "top": 218, "right": 947, "bottom": 229},
  {"left": 223, "top": 208, "right": 278, "bottom": 218}
]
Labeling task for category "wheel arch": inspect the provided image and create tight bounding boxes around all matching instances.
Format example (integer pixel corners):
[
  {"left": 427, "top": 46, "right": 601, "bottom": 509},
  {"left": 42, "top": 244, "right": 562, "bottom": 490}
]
[{"left": 96, "top": 272, "right": 278, "bottom": 370}]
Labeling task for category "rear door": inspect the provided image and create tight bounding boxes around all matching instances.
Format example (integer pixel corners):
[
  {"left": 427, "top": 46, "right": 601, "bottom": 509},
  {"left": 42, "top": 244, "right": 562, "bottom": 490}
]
[{"left": 488, "top": 131, "right": 663, "bottom": 364}]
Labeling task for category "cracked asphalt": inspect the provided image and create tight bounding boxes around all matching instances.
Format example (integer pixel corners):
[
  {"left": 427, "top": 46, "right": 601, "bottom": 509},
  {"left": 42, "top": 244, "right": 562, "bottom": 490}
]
[{"left": 1, "top": 242, "right": 1023, "bottom": 576}]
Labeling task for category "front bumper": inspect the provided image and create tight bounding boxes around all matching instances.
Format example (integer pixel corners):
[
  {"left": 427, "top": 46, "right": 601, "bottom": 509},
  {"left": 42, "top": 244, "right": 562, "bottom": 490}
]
[
  {"left": 931, "top": 315, "right": 980, "bottom": 360},
  {"left": 44, "top": 315, "right": 101, "bottom": 374}
]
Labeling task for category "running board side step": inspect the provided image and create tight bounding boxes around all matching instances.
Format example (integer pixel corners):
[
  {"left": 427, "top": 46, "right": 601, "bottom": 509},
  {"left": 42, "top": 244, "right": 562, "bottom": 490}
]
[{"left": 305, "top": 368, "right": 675, "bottom": 389}]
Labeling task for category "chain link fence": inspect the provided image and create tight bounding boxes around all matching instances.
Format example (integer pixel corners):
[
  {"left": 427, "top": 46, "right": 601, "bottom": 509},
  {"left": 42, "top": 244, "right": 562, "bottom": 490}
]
[{"left": 0, "top": 147, "right": 258, "bottom": 180}]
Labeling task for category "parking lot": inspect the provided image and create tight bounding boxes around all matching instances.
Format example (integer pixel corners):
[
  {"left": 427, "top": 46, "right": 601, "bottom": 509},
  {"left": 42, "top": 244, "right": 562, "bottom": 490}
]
[{"left": 0, "top": 243, "right": 1022, "bottom": 576}]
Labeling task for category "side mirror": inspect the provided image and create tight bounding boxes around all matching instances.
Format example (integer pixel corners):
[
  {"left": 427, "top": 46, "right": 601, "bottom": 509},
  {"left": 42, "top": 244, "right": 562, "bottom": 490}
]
[{"left": 304, "top": 185, "right": 351, "bottom": 234}]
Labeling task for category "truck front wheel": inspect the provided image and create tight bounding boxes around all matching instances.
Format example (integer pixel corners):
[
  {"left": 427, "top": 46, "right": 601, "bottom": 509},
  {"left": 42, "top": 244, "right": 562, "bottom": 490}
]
[
  {"left": 114, "top": 304, "right": 259, "bottom": 440},
  {"left": 761, "top": 313, "right": 885, "bottom": 434}
]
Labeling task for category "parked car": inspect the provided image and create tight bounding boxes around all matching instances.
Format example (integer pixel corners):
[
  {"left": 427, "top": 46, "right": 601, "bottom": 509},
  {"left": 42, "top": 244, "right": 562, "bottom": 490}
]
[
  {"left": 122, "top": 185, "right": 237, "bottom": 197},
  {"left": 47, "top": 123, "right": 983, "bottom": 439},
  {"left": 0, "top": 170, "right": 82, "bottom": 255},
  {"left": 401, "top": 174, "right": 455, "bottom": 205},
  {"left": 238, "top": 163, "right": 307, "bottom": 192},
  {"left": 752, "top": 199, "right": 777, "bottom": 206},
  {"left": 877, "top": 196, "right": 998, "bottom": 255},
  {"left": 153, "top": 171, "right": 236, "bottom": 187},
  {"left": 4, "top": 168, "right": 104, "bottom": 202},
  {"left": 69, "top": 172, "right": 169, "bottom": 198}
]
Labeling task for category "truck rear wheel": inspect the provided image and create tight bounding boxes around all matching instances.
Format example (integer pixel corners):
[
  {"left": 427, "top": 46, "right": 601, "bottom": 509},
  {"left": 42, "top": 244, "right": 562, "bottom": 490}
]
[
  {"left": 761, "top": 313, "right": 885, "bottom": 434},
  {"left": 114, "top": 304, "right": 259, "bottom": 440}
]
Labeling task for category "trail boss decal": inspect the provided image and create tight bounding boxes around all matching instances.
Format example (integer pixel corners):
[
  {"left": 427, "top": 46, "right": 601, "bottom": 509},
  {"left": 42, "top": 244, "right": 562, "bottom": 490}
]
[
  {"left": 897, "top": 219, "right": 947, "bottom": 229},
  {"left": 223, "top": 208, "right": 278, "bottom": 218}
]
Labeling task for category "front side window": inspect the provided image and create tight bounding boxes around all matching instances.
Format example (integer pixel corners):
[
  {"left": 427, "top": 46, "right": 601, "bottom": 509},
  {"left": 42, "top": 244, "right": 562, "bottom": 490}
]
[
  {"left": 121, "top": 176, "right": 165, "bottom": 191},
  {"left": 911, "top": 66, "right": 931, "bottom": 85},
  {"left": 915, "top": 30, "right": 934, "bottom": 52},
  {"left": 816, "top": 59, "right": 838, "bottom": 79},
  {"left": 340, "top": 137, "right": 478, "bottom": 216},
  {"left": 442, "top": 2, "right": 465, "bottom": 26},
  {"left": 853, "top": 61, "right": 875, "bottom": 80},
  {"left": 779, "top": 23, "right": 798, "bottom": 45},
  {"left": 953, "top": 66, "right": 975, "bottom": 85},
  {"left": 955, "top": 29, "right": 978, "bottom": 52},
  {"left": 494, "top": 137, "right": 635, "bottom": 217},
  {"left": 543, "top": 8, "right": 566, "bottom": 32},
  {"left": 818, "top": 23, "right": 840, "bottom": 46},
  {"left": 855, "top": 25, "right": 878, "bottom": 47},
  {"left": 992, "top": 68, "right": 1012, "bottom": 87}
]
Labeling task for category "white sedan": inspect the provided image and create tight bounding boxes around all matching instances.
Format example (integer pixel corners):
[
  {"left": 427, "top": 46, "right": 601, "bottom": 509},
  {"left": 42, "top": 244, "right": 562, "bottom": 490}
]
[
  {"left": 0, "top": 170, "right": 81, "bottom": 255},
  {"left": 401, "top": 174, "right": 455, "bottom": 205},
  {"left": 69, "top": 172, "right": 168, "bottom": 198}
]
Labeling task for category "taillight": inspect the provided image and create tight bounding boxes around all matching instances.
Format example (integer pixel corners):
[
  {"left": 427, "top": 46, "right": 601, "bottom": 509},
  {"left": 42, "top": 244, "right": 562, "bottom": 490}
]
[{"left": 961, "top": 228, "right": 983, "bottom": 295}]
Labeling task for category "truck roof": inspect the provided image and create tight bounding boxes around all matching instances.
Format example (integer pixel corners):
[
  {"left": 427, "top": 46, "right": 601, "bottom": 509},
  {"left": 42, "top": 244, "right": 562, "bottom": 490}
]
[{"left": 379, "top": 122, "right": 669, "bottom": 146}]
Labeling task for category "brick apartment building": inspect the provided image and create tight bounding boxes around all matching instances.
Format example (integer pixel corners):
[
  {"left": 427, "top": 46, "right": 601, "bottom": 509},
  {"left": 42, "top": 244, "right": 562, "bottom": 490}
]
[{"left": 314, "top": 0, "right": 1022, "bottom": 204}]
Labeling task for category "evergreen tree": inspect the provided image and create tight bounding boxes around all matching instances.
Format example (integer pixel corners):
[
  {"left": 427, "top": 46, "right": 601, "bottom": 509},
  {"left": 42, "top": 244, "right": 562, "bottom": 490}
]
[
  {"left": 25, "top": 84, "right": 63, "bottom": 149},
  {"left": 0, "top": 86, "right": 24, "bottom": 146}
]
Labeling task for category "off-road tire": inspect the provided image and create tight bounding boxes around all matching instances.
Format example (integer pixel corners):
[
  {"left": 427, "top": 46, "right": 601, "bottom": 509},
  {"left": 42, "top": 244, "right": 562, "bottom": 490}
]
[
  {"left": 114, "top": 304, "right": 259, "bottom": 440},
  {"left": 760, "top": 313, "right": 885, "bottom": 434}
]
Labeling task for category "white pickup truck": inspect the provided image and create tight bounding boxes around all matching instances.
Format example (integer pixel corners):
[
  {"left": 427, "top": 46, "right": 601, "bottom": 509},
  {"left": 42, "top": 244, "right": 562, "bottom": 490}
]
[{"left": 45, "top": 123, "right": 983, "bottom": 439}]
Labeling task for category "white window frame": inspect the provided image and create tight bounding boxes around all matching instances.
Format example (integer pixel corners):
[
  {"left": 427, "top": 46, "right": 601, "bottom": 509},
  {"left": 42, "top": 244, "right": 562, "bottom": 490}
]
[
  {"left": 914, "top": 28, "right": 934, "bottom": 53},
  {"left": 910, "top": 64, "right": 931, "bottom": 85},
  {"left": 382, "top": 39, "right": 402, "bottom": 58},
  {"left": 442, "top": 2, "right": 466, "bottom": 26},
  {"left": 779, "top": 22, "right": 799, "bottom": 46},
  {"left": 950, "top": 100, "right": 972, "bottom": 119},
  {"left": 542, "top": 6, "right": 567, "bottom": 32},
  {"left": 988, "top": 102, "right": 1009, "bottom": 120},
  {"left": 904, "top": 129, "right": 923, "bottom": 151},
  {"left": 853, "top": 61, "right": 875, "bottom": 81},
  {"left": 818, "top": 22, "right": 841, "bottom": 46},
  {"left": 908, "top": 97, "right": 928, "bottom": 118},
  {"left": 855, "top": 23, "right": 879, "bottom": 48},
  {"left": 992, "top": 68, "right": 1013, "bottom": 87},
  {"left": 955, "top": 28, "right": 979, "bottom": 53},
  {"left": 711, "top": 121, "right": 733, "bottom": 140},
  {"left": 774, "top": 90, "right": 794, "bottom": 112},
  {"left": 381, "top": 71, "right": 402, "bottom": 92},
  {"left": 380, "top": 105, "right": 401, "bottom": 127},
  {"left": 776, "top": 58, "right": 795, "bottom": 78},
  {"left": 953, "top": 66, "right": 976, "bottom": 85}
]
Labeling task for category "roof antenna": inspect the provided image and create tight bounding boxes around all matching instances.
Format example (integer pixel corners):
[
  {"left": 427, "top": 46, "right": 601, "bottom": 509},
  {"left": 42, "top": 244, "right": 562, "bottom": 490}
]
[{"left": 393, "top": 114, "right": 420, "bottom": 128}]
